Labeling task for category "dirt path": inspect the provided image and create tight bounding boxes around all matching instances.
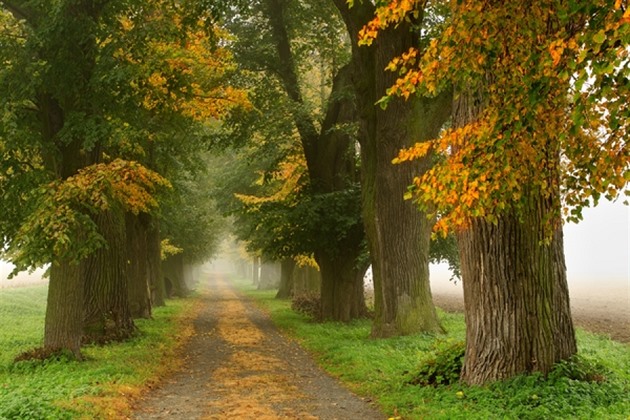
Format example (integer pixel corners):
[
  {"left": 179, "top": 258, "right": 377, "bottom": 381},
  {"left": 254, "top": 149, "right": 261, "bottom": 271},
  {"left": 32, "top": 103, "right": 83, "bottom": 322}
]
[{"left": 132, "top": 273, "right": 383, "bottom": 420}]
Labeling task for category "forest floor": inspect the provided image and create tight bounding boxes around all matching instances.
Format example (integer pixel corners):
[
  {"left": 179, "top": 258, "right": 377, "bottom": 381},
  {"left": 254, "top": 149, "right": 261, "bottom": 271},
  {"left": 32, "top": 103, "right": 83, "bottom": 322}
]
[{"left": 131, "top": 273, "right": 384, "bottom": 420}]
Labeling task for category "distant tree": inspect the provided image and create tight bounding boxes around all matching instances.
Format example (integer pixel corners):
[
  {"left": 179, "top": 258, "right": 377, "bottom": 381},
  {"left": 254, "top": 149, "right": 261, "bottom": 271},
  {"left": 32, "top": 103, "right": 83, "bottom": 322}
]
[
  {"left": 276, "top": 258, "right": 297, "bottom": 298},
  {"left": 161, "top": 167, "right": 228, "bottom": 296}
]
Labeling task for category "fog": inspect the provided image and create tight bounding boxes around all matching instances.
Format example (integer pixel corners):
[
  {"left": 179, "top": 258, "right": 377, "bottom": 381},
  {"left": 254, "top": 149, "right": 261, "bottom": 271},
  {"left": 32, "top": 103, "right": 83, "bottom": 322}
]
[
  {"left": 431, "top": 200, "right": 629, "bottom": 305},
  {"left": 1, "top": 201, "right": 628, "bottom": 297},
  {"left": 0, "top": 264, "right": 48, "bottom": 288}
]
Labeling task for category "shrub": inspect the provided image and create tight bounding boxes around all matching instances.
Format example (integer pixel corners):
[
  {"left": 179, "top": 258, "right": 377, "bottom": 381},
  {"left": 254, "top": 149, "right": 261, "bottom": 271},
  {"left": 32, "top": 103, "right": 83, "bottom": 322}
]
[
  {"left": 548, "top": 355, "right": 608, "bottom": 383},
  {"left": 408, "top": 339, "right": 465, "bottom": 386},
  {"left": 291, "top": 293, "right": 321, "bottom": 319}
]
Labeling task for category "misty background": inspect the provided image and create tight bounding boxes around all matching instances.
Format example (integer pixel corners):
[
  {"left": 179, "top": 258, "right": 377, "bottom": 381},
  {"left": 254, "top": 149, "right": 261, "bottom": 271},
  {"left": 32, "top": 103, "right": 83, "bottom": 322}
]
[{"left": 2, "top": 201, "right": 628, "bottom": 309}]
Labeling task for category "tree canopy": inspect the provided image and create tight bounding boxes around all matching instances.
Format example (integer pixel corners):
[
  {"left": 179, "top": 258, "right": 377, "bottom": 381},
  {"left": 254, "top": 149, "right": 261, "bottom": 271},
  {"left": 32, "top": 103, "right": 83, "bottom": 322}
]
[
  {"left": 0, "top": 0, "right": 247, "bottom": 272},
  {"left": 362, "top": 0, "right": 629, "bottom": 234}
]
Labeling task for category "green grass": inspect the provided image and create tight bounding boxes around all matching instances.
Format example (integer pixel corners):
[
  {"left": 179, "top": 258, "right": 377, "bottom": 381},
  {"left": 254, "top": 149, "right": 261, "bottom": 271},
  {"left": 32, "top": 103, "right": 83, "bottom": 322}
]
[
  {"left": 0, "top": 285, "right": 199, "bottom": 419},
  {"left": 233, "top": 277, "right": 630, "bottom": 420}
]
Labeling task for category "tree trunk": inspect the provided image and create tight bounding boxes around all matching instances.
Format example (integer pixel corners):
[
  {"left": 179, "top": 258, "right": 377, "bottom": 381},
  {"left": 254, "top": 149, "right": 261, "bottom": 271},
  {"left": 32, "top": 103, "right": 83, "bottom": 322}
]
[
  {"left": 35, "top": 2, "right": 123, "bottom": 351},
  {"left": 264, "top": 2, "right": 367, "bottom": 321},
  {"left": 459, "top": 197, "right": 576, "bottom": 384},
  {"left": 183, "top": 261, "right": 197, "bottom": 290},
  {"left": 292, "top": 264, "right": 321, "bottom": 296},
  {"left": 317, "top": 250, "right": 368, "bottom": 322},
  {"left": 365, "top": 92, "right": 450, "bottom": 337},
  {"left": 451, "top": 88, "right": 577, "bottom": 384},
  {"left": 126, "top": 213, "right": 152, "bottom": 319},
  {"left": 276, "top": 258, "right": 296, "bottom": 299},
  {"left": 252, "top": 256, "right": 260, "bottom": 287},
  {"left": 258, "top": 261, "right": 280, "bottom": 290},
  {"left": 146, "top": 215, "right": 165, "bottom": 306},
  {"left": 40, "top": 97, "right": 85, "bottom": 358},
  {"left": 333, "top": 2, "right": 450, "bottom": 336},
  {"left": 83, "top": 208, "right": 135, "bottom": 343},
  {"left": 162, "top": 254, "right": 188, "bottom": 297},
  {"left": 44, "top": 260, "right": 84, "bottom": 359}
]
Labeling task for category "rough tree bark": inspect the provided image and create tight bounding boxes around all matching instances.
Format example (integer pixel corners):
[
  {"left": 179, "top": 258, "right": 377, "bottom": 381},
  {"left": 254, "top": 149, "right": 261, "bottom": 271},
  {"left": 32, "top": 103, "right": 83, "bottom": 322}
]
[
  {"left": 317, "top": 246, "right": 369, "bottom": 321},
  {"left": 126, "top": 213, "right": 152, "bottom": 319},
  {"left": 83, "top": 208, "right": 135, "bottom": 343},
  {"left": 275, "top": 258, "right": 296, "bottom": 299},
  {"left": 146, "top": 215, "right": 165, "bottom": 307},
  {"left": 452, "top": 92, "right": 577, "bottom": 385},
  {"left": 333, "top": 1, "right": 450, "bottom": 336},
  {"left": 44, "top": 260, "right": 84, "bottom": 359},
  {"left": 458, "top": 203, "right": 576, "bottom": 384}
]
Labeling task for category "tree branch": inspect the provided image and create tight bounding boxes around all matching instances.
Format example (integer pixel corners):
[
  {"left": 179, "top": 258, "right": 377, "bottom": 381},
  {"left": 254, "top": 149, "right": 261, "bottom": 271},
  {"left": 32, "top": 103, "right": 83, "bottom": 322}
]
[{"left": 263, "top": 0, "right": 320, "bottom": 169}]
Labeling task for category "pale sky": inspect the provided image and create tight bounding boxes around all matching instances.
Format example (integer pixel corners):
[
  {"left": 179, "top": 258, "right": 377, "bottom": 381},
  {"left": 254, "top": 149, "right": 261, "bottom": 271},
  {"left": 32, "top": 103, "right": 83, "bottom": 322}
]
[{"left": 563, "top": 199, "right": 629, "bottom": 286}]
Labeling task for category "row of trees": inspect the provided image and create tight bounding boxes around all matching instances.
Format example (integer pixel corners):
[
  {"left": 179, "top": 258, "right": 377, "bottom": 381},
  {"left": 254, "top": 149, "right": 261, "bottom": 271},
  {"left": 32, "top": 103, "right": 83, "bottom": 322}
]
[
  {"left": 215, "top": 0, "right": 628, "bottom": 385},
  {"left": 0, "top": 0, "right": 245, "bottom": 359},
  {"left": 213, "top": 0, "right": 455, "bottom": 335},
  {"left": 1, "top": 0, "right": 626, "bottom": 386}
]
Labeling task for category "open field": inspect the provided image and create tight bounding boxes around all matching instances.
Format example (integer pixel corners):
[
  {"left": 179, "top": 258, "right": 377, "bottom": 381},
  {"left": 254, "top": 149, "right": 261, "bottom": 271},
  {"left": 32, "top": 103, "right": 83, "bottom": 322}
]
[{"left": 430, "top": 273, "right": 630, "bottom": 343}]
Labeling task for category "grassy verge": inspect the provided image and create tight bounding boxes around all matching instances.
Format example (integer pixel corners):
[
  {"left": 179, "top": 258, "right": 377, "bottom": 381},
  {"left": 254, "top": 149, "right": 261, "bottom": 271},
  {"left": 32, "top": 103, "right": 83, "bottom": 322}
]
[
  {"left": 233, "top": 277, "right": 630, "bottom": 419},
  {"left": 0, "top": 285, "right": 201, "bottom": 419}
]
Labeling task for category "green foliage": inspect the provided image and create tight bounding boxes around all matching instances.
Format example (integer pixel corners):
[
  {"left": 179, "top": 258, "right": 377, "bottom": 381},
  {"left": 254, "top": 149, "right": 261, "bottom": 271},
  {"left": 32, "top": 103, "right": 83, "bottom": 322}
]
[
  {"left": 250, "top": 185, "right": 363, "bottom": 259},
  {"left": 0, "top": 0, "right": 246, "bottom": 275},
  {"left": 549, "top": 355, "right": 609, "bottom": 383},
  {"left": 0, "top": 285, "right": 197, "bottom": 419},
  {"left": 429, "top": 233, "right": 460, "bottom": 280},
  {"left": 3, "top": 159, "right": 170, "bottom": 275},
  {"left": 215, "top": 0, "right": 363, "bottom": 264},
  {"left": 213, "top": 137, "right": 363, "bottom": 262},
  {"left": 250, "top": 186, "right": 363, "bottom": 260},
  {"left": 235, "top": 277, "right": 630, "bottom": 419},
  {"left": 161, "top": 168, "right": 227, "bottom": 264},
  {"left": 369, "top": 0, "right": 629, "bottom": 231}
]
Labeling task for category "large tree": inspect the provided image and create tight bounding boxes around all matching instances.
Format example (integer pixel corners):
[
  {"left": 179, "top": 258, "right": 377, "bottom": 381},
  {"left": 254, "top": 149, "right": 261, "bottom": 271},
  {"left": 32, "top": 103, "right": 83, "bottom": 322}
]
[
  {"left": 332, "top": 0, "right": 450, "bottom": 336},
  {"left": 366, "top": 1, "right": 628, "bottom": 383},
  {"left": 223, "top": 0, "right": 368, "bottom": 321}
]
